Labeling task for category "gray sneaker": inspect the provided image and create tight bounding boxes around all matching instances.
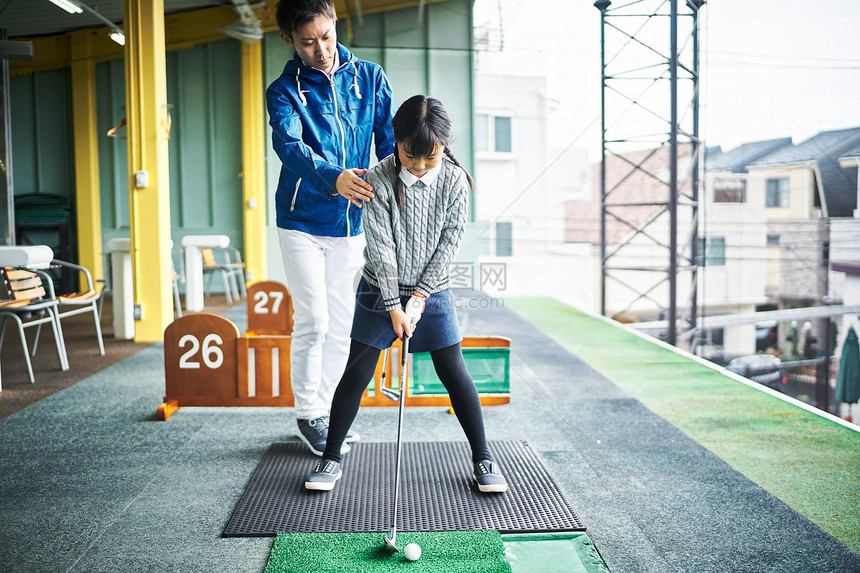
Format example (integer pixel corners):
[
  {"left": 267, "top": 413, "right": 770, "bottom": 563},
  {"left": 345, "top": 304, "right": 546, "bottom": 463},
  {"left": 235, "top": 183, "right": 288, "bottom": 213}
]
[
  {"left": 473, "top": 460, "right": 508, "bottom": 493},
  {"left": 305, "top": 459, "right": 342, "bottom": 491},
  {"left": 296, "top": 416, "right": 350, "bottom": 456}
]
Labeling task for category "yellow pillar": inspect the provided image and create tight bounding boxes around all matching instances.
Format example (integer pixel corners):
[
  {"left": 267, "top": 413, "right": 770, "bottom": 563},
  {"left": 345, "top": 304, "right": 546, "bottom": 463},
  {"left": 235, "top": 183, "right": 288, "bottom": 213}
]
[
  {"left": 241, "top": 41, "right": 267, "bottom": 284},
  {"left": 124, "top": 0, "right": 173, "bottom": 341},
  {"left": 69, "top": 31, "right": 103, "bottom": 286}
]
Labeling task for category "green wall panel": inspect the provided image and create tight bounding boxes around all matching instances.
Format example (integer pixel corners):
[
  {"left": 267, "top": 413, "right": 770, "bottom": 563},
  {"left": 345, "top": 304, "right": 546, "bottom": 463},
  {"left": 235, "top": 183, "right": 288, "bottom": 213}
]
[
  {"left": 262, "top": 32, "right": 293, "bottom": 227},
  {"left": 262, "top": 0, "right": 475, "bottom": 211},
  {"left": 384, "top": 7, "right": 426, "bottom": 49},
  {"left": 10, "top": 75, "right": 37, "bottom": 197},
  {"left": 95, "top": 39, "right": 246, "bottom": 255},
  {"left": 8, "top": 0, "right": 471, "bottom": 267},
  {"left": 208, "top": 41, "right": 243, "bottom": 234},
  {"left": 174, "top": 47, "right": 212, "bottom": 229},
  {"left": 97, "top": 58, "right": 129, "bottom": 242},
  {"left": 10, "top": 69, "right": 74, "bottom": 198},
  {"left": 427, "top": 0, "right": 471, "bottom": 50},
  {"left": 166, "top": 40, "right": 243, "bottom": 251}
]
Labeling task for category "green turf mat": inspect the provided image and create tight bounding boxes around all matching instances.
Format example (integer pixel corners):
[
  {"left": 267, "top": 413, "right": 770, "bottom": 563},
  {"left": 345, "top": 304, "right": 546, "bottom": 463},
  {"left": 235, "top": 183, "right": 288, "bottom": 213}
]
[
  {"left": 265, "top": 531, "right": 512, "bottom": 573},
  {"left": 506, "top": 297, "right": 860, "bottom": 553}
]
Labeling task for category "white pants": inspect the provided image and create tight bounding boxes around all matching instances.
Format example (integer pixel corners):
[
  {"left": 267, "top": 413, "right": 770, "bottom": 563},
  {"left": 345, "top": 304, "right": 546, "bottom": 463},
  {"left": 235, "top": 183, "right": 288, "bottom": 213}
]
[{"left": 278, "top": 228, "right": 366, "bottom": 419}]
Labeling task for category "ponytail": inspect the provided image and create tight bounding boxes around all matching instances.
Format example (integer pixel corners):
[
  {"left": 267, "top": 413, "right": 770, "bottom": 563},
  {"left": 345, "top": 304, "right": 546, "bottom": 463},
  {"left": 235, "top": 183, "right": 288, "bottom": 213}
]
[
  {"left": 443, "top": 146, "right": 474, "bottom": 189},
  {"left": 393, "top": 151, "right": 406, "bottom": 210}
]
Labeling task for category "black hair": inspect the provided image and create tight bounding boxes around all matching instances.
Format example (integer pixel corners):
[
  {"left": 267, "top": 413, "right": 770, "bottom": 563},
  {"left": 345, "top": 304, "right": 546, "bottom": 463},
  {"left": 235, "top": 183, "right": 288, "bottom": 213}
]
[
  {"left": 275, "top": 0, "right": 337, "bottom": 37},
  {"left": 391, "top": 95, "right": 474, "bottom": 210}
]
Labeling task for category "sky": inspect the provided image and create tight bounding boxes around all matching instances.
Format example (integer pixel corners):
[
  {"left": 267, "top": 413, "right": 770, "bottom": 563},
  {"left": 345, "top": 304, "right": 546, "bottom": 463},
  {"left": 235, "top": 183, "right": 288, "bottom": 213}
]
[{"left": 472, "top": 0, "right": 860, "bottom": 159}]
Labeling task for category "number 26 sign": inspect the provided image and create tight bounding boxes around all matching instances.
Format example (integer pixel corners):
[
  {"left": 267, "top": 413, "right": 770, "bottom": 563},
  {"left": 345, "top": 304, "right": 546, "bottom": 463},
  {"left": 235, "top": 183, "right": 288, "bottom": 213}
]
[{"left": 163, "top": 314, "right": 239, "bottom": 403}]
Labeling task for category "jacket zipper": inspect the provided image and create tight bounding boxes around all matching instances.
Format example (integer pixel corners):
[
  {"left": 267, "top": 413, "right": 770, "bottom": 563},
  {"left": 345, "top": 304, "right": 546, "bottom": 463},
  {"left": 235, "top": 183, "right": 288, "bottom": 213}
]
[
  {"left": 329, "top": 75, "right": 351, "bottom": 236},
  {"left": 290, "top": 178, "right": 302, "bottom": 211}
]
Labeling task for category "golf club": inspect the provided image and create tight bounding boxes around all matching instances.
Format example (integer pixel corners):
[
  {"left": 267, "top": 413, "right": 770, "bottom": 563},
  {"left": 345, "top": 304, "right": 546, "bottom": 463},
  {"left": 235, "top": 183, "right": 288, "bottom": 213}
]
[
  {"left": 383, "top": 336, "right": 409, "bottom": 551},
  {"left": 380, "top": 347, "right": 400, "bottom": 401}
]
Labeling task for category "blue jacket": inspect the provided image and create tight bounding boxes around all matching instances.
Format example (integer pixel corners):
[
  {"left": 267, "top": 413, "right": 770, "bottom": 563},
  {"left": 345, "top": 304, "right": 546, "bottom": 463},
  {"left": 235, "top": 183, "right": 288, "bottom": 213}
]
[{"left": 266, "top": 44, "right": 396, "bottom": 237}]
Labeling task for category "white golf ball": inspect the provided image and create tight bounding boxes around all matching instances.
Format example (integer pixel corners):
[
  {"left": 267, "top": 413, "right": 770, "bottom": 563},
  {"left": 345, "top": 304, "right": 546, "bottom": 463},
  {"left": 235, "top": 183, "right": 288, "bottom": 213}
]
[{"left": 404, "top": 543, "right": 422, "bottom": 561}]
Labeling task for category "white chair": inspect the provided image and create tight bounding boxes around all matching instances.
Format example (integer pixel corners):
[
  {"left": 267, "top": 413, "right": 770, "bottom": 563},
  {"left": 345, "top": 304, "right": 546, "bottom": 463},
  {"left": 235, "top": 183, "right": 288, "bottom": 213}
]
[
  {"left": 0, "top": 266, "right": 69, "bottom": 383},
  {"left": 49, "top": 259, "right": 105, "bottom": 356},
  {"left": 171, "top": 246, "right": 184, "bottom": 318},
  {"left": 201, "top": 246, "right": 246, "bottom": 304}
]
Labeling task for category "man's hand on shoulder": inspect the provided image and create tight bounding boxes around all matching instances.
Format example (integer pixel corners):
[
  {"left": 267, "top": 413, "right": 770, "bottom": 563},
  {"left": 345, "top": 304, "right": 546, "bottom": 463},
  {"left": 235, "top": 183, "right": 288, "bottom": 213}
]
[{"left": 335, "top": 168, "right": 373, "bottom": 207}]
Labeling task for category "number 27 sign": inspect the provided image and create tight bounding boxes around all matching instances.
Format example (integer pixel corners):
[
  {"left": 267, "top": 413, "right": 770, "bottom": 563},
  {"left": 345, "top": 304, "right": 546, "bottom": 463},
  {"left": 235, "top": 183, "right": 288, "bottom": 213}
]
[{"left": 246, "top": 281, "right": 292, "bottom": 335}]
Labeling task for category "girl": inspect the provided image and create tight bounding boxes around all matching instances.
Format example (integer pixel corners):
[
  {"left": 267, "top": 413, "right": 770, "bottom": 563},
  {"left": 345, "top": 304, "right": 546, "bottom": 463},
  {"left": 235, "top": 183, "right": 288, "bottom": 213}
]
[{"left": 304, "top": 95, "right": 508, "bottom": 494}]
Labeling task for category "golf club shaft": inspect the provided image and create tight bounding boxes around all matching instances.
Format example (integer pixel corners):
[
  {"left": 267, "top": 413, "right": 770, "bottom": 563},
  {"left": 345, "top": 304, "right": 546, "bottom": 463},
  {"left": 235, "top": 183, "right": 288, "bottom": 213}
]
[
  {"left": 380, "top": 347, "right": 389, "bottom": 384},
  {"left": 389, "top": 337, "right": 409, "bottom": 545}
]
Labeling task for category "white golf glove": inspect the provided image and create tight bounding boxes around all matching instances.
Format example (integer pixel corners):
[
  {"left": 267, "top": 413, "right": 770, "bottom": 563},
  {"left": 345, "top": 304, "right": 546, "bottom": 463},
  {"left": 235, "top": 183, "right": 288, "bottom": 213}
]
[{"left": 404, "top": 293, "right": 427, "bottom": 326}]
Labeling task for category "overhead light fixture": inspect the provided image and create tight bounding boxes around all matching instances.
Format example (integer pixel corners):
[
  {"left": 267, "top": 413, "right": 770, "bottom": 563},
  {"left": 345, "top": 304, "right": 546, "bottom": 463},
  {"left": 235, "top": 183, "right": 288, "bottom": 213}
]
[
  {"left": 217, "top": 20, "right": 263, "bottom": 43},
  {"left": 109, "top": 28, "right": 126, "bottom": 46},
  {"left": 49, "top": 0, "right": 83, "bottom": 14},
  {"left": 51, "top": 0, "right": 127, "bottom": 48},
  {"left": 217, "top": 0, "right": 264, "bottom": 43}
]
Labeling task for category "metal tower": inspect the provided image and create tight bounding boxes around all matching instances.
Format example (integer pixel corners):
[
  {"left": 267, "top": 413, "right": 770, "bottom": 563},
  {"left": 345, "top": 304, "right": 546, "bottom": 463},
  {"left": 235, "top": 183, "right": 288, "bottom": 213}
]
[{"left": 595, "top": 0, "right": 705, "bottom": 347}]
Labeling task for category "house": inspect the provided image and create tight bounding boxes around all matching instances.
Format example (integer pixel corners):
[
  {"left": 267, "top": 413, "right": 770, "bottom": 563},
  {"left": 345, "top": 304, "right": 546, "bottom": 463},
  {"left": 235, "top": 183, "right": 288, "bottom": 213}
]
[
  {"left": 746, "top": 128, "right": 860, "bottom": 351},
  {"left": 563, "top": 129, "right": 859, "bottom": 359},
  {"left": 747, "top": 127, "right": 860, "bottom": 220},
  {"left": 838, "top": 142, "right": 860, "bottom": 218},
  {"left": 469, "top": 72, "right": 593, "bottom": 309}
]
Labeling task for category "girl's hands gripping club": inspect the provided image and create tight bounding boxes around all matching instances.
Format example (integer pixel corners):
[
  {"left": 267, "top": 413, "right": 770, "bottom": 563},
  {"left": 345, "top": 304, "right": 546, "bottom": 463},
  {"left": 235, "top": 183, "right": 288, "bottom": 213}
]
[
  {"left": 404, "top": 293, "right": 426, "bottom": 326},
  {"left": 390, "top": 294, "right": 425, "bottom": 339},
  {"left": 389, "top": 308, "right": 414, "bottom": 339}
]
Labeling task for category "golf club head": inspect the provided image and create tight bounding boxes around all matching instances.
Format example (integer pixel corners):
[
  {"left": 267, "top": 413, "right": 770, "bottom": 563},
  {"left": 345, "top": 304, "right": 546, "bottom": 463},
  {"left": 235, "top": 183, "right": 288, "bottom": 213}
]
[
  {"left": 383, "top": 534, "right": 398, "bottom": 552},
  {"left": 380, "top": 386, "right": 401, "bottom": 401}
]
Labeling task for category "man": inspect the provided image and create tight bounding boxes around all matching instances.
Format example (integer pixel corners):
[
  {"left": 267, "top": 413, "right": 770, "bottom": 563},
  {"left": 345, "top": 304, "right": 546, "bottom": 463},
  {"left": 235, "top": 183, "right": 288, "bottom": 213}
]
[{"left": 266, "top": 0, "right": 396, "bottom": 455}]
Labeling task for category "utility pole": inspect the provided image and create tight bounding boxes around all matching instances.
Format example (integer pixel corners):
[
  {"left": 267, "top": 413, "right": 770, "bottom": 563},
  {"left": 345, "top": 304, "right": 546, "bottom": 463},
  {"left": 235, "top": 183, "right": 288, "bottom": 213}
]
[{"left": 595, "top": 0, "right": 705, "bottom": 347}]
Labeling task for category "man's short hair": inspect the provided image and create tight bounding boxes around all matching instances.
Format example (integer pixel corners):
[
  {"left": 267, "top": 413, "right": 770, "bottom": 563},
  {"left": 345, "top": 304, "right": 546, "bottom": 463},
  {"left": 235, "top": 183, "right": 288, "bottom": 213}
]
[{"left": 276, "top": 0, "right": 338, "bottom": 36}]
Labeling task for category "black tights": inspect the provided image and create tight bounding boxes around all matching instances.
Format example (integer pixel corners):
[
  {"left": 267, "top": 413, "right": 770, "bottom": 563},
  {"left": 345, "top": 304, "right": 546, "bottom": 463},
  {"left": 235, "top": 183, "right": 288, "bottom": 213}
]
[{"left": 323, "top": 340, "right": 492, "bottom": 464}]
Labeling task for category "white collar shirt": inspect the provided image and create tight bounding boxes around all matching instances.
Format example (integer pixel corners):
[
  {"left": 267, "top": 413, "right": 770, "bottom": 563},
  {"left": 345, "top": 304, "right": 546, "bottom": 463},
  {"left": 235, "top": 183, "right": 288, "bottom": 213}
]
[{"left": 398, "top": 160, "right": 443, "bottom": 189}]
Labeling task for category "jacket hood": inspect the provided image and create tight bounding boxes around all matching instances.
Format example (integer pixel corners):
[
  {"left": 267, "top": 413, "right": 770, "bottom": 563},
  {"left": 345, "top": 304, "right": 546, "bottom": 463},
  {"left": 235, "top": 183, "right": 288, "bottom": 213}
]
[{"left": 283, "top": 43, "right": 354, "bottom": 77}]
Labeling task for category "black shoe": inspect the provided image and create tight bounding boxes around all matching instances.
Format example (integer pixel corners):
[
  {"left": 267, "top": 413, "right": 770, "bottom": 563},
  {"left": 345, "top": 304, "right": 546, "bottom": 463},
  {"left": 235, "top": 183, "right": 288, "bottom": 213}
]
[
  {"left": 305, "top": 459, "right": 342, "bottom": 491},
  {"left": 296, "top": 416, "right": 350, "bottom": 456},
  {"left": 473, "top": 460, "right": 508, "bottom": 493}
]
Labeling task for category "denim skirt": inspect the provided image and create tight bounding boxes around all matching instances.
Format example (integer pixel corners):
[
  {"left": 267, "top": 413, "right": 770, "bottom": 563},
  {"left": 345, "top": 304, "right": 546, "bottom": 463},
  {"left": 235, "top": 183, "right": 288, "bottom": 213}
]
[{"left": 350, "top": 277, "right": 461, "bottom": 353}]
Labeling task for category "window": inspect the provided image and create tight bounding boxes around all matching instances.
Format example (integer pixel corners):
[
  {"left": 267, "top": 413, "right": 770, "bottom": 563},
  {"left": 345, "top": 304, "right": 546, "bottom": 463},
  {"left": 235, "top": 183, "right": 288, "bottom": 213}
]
[
  {"left": 766, "top": 234, "right": 780, "bottom": 246},
  {"left": 476, "top": 113, "right": 513, "bottom": 153},
  {"left": 703, "top": 327, "right": 725, "bottom": 347},
  {"left": 493, "top": 117, "right": 512, "bottom": 153},
  {"left": 713, "top": 177, "right": 746, "bottom": 203},
  {"left": 495, "top": 221, "right": 513, "bottom": 257},
  {"left": 766, "top": 177, "right": 790, "bottom": 208},
  {"left": 698, "top": 235, "right": 726, "bottom": 266}
]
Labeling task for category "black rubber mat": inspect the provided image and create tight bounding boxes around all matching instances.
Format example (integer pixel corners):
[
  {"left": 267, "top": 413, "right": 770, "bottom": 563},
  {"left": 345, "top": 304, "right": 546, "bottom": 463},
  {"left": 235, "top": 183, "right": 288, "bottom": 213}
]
[{"left": 223, "top": 440, "right": 584, "bottom": 537}]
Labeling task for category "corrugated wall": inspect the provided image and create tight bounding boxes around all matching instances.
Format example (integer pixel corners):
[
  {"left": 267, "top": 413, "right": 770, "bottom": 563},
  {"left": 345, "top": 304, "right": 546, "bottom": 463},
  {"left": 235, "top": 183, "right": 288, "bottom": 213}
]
[
  {"left": 12, "top": 39, "right": 247, "bottom": 258},
  {"left": 166, "top": 40, "right": 244, "bottom": 249},
  {"left": 10, "top": 0, "right": 473, "bottom": 278},
  {"left": 10, "top": 69, "right": 75, "bottom": 199},
  {"left": 262, "top": 0, "right": 474, "bottom": 222}
]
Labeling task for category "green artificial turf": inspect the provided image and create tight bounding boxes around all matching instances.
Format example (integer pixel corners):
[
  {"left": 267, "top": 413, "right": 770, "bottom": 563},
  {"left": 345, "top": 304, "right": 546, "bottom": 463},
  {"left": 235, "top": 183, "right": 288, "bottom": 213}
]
[
  {"left": 265, "top": 531, "right": 512, "bottom": 573},
  {"left": 506, "top": 297, "right": 860, "bottom": 553}
]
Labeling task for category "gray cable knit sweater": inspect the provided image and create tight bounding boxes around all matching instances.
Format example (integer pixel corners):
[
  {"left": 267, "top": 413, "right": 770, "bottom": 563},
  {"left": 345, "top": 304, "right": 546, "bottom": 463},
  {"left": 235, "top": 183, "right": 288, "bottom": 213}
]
[{"left": 361, "top": 153, "right": 470, "bottom": 311}]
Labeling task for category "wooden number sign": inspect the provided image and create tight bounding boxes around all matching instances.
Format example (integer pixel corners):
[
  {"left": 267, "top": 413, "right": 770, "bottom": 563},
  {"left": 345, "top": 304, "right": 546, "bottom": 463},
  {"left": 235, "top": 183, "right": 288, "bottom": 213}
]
[
  {"left": 246, "top": 281, "right": 293, "bottom": 335},
  {"left": 159, "top": 313, "right": 510, "bottom": 420},
  {"left": 162, "top": 314, "right": 239, "bottom": 412}
]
